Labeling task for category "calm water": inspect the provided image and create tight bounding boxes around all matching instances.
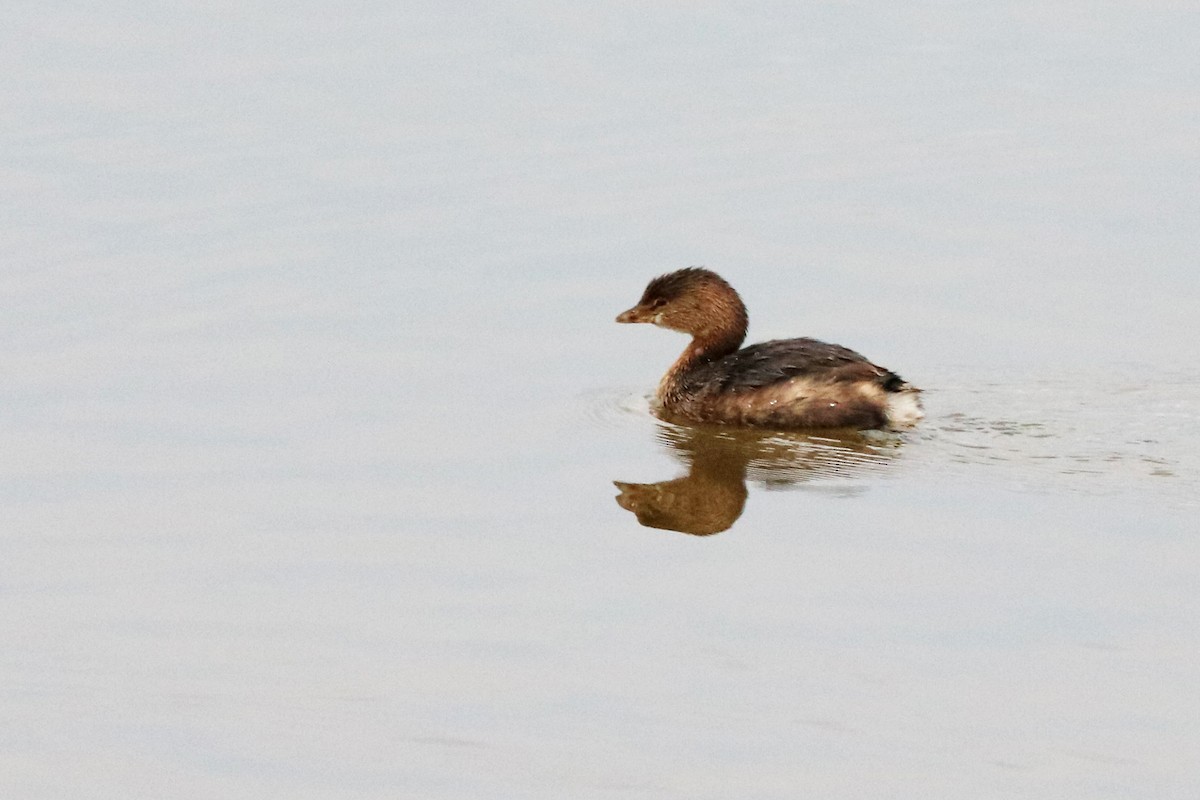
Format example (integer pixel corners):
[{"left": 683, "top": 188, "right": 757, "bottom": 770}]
[{"left": 4, "top": 3, "right": 1199, "bottom": 798}]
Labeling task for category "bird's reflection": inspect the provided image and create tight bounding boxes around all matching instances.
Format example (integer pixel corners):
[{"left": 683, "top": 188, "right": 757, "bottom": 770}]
[{"left": 615, "top": 418, "right": 904, "bottom": 535}]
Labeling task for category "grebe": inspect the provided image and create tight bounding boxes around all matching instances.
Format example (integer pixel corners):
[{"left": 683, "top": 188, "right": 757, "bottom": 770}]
[{"left": 616, "top": 268, "right": 923, "bottom": 430}]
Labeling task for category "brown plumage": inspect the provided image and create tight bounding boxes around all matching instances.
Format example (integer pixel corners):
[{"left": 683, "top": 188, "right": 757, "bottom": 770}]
[{"left": 616, "top": 268, "right": 923, "bottom": 430}]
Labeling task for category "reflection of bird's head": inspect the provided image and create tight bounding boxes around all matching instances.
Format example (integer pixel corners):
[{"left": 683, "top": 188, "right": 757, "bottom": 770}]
[
  {"left": 614, "top": 477, "right": 746, "bottom": 536},
  {"left": 613, "top": 419, "right": 903, "bottom": 535}
]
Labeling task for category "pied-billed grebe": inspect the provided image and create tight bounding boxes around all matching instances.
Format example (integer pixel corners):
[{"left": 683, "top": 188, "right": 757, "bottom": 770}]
[{"left": 616, "top": 268, "right": 923, "bottom": 430}]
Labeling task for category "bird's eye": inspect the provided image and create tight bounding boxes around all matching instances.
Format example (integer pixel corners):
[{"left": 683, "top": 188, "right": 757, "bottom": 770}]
[{"left": 650, "top": 297, "right": 667, "bottom": 309}]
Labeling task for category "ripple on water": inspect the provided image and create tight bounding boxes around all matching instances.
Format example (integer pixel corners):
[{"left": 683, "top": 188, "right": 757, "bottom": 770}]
[
  {"left": 911, "top": 369, "right": 1200, "bottom": 508},
  {"left": 577, "top": 387, "right": 657, "bottom": 431},
  {"left": 595, "top": 368, "right": 1200, "bottom": 510},
  {"left": 588, "top": 387, "right": 903, "bottom": 481}
]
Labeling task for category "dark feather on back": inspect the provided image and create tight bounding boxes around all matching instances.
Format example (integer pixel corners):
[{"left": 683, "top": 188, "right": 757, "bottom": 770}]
[{"left": 678, "top": 337, "right": 896, "bottom": 395}]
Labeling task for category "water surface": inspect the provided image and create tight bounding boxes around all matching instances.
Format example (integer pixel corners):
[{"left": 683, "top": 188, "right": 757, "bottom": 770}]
[{"left": 3, "top": 3, "right": 1199, "bottom": 799}]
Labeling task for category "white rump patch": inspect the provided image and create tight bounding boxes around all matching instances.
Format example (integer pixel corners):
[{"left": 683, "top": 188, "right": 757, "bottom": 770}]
[{"left": 885, "top": 390, "right": 924, "bottom": 429}]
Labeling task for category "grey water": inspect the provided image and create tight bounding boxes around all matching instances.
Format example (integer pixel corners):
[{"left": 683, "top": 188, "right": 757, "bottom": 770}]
[{"left": 3, "top": 3, "right": 1199, "bottom": 798}]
